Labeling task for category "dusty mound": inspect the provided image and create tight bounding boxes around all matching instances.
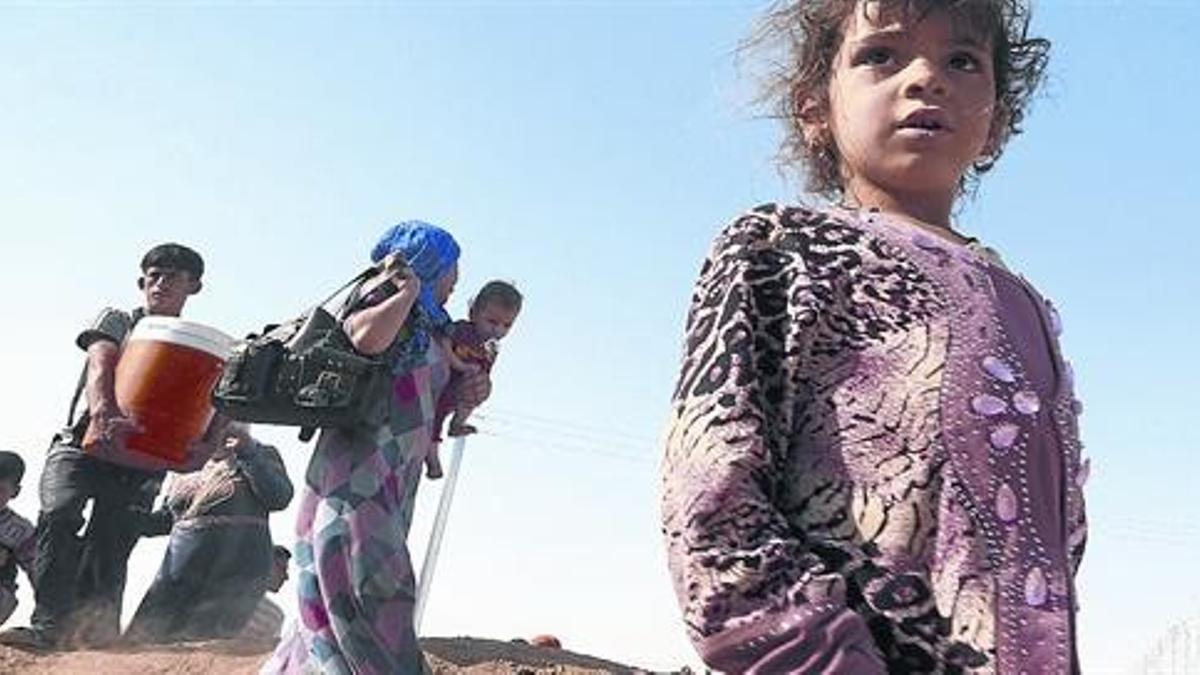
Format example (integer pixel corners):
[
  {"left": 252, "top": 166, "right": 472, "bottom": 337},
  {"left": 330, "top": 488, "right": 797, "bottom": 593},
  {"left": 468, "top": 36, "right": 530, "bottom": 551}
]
[
  {"left": 423, "top": 636, "right": 644, "bottom": 673},
  {"left": 0, "top": 636, "right": 654, "bottom": 674},
  {"left": 0, "top": 639, "right": 274, "bottom": 675}
]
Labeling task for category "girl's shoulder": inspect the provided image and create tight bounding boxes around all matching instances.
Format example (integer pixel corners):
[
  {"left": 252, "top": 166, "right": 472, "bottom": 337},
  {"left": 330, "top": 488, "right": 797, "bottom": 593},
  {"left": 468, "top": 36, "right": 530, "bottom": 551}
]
[{"left": 707, "top": 202, "right": 871, "bottom": 263}]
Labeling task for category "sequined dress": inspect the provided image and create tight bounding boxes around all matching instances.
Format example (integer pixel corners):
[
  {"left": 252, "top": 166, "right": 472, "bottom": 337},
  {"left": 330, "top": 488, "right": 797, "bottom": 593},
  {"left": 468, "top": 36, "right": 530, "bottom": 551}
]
[{"left": 661, "top": 205, "right": 1088, "bottom": 673}]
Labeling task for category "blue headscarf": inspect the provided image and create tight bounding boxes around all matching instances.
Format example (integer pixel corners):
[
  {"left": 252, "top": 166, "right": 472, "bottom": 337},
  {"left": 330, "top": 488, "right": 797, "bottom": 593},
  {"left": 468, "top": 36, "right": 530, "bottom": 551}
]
[{"left": 370, "top": 220, "right": 460, "bottom": 329}]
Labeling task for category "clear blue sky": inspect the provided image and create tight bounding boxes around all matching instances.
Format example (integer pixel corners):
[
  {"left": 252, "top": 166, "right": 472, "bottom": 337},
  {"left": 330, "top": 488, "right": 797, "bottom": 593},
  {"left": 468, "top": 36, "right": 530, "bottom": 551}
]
[{"left": 1, "top": 2, "right": 1197, "bottom": 671}]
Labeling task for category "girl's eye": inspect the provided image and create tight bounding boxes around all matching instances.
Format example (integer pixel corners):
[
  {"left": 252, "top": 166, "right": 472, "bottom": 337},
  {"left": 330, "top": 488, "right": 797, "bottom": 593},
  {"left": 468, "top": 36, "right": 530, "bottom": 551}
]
[
  {"left": 949, "top": 51, "right": 983, "bottom": 72},
  {"left": 860, "top": 47, "right": 894, "bottom": 66},
  {"left": 864, "top": 48, "right": 892, "bottom": 64}
]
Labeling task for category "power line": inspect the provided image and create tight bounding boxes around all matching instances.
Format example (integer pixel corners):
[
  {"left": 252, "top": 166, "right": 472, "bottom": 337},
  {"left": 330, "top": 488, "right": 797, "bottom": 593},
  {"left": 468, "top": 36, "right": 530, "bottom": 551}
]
[
  {"left": 474, "top": 411, "right": 655, "bottom": 454},
  {"left": 472, "top": 427, "right": 655, "bottom": 465},
  {"left": 480, "top": 406, "right": 658, "bottom": 445}
]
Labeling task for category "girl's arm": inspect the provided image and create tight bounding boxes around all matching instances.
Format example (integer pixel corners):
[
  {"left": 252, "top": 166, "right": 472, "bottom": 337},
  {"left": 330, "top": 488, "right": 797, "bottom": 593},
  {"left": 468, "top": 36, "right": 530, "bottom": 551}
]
[
  {"left": 343, "top": 266, "right": 422, "bottom": 356},
  {"left": 662, "top": 212, "right": 885, "bottom": 674}
]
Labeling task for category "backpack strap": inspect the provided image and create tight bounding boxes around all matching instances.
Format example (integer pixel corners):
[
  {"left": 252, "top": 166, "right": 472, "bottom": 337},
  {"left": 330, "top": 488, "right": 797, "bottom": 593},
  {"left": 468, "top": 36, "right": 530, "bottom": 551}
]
[{"left": 64, "top": 363, "right": 88, "bottom": 430}]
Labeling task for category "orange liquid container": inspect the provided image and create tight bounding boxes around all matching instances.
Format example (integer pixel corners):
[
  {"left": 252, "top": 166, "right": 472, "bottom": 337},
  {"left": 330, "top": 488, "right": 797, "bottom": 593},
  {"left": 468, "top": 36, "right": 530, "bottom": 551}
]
[{"left": 111, "top": 317, "right": 234, "bottom": 466}]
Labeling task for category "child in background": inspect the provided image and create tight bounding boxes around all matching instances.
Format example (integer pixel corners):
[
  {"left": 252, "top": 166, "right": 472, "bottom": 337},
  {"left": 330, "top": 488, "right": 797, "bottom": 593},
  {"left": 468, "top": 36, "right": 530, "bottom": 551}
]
[
  {"left": 428, "top": 281, "right": 523, "bottom": 478},
  {"left": 240, "top": 545, "right": 291, "bottom": 642},
  {"left": 662, "top": 1, "right": 1087, "bottom": 672},
  {"left": 0, "top": 451, "right": 35, "bottom": 626}
]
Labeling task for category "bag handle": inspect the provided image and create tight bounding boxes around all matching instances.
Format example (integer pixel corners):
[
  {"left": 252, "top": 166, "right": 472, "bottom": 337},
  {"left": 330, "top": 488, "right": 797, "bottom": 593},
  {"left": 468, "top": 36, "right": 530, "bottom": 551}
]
[
  {"left": 311, "top": 252, "right": 411, "bottom": 319},
  {"left": 312, "top": 265, "right": 383, "bottom": 315}
]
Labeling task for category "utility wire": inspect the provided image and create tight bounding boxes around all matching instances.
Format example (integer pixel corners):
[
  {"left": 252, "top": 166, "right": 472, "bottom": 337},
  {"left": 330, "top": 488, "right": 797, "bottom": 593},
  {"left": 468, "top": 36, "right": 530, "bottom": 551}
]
[
  {"left": 474, "top": 412, "right": 654, "bottom": 454},
  {"left": 479, "top": 406, "right": 657, "bottom": 445},
  {"left": 472, "top": 428, "right": 655, "bottom": 465}
]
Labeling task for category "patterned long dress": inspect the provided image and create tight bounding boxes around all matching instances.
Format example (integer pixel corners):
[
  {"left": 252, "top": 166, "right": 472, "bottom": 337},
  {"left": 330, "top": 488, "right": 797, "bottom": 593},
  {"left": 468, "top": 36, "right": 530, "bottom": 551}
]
[
  {"left": 662, "top": 205, "right": 1088, "bottom": 674},
  {"left": 264, "top": 339, "right": 449, "bottom": 675}
]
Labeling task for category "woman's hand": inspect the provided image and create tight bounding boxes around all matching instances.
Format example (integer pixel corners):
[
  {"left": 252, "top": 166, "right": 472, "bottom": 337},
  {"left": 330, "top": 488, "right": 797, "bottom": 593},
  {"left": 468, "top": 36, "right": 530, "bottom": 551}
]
[{"left": 381, "top": 252, "right": 419, "bottom": 288}]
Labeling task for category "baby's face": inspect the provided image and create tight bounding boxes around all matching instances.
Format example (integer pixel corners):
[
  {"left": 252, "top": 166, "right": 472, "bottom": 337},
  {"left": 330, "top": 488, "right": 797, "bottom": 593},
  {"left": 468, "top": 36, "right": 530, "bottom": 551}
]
[{"left": 473, "top": 303, "right": 519, "bottom": 341}]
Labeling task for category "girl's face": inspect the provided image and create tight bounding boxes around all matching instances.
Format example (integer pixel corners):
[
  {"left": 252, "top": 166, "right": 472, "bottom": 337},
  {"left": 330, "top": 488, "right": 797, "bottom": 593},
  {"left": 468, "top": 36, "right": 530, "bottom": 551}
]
[{"left": 822, "top": 5, "right": 997, "bottom": 212}]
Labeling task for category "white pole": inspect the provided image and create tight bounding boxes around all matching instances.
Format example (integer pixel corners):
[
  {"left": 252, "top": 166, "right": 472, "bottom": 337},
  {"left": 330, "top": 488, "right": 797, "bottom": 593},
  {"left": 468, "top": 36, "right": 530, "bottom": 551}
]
[{"left": 414, "top": 435, "right": 467, "bottom": 633}]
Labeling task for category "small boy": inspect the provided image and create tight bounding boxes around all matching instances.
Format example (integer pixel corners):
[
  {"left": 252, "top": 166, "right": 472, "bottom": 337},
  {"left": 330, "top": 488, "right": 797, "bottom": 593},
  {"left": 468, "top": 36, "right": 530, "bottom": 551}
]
[
  {"left": 428, "top": 280, "right": 522, "bottom": 478},
  {"left": 0, "top": 451, "right": 35, "bottom": 626}
]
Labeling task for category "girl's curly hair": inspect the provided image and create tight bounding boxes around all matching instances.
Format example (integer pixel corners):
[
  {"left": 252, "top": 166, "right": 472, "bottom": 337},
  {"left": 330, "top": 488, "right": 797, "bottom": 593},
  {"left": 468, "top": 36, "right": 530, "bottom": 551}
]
[{"left": 744, "top": 0, "right": 1049, "bottom": 198}]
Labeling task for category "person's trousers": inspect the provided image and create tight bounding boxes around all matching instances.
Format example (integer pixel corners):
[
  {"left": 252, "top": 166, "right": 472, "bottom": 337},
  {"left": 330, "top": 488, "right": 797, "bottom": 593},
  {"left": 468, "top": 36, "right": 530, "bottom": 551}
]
[
  {"left": 125, "top": 524, "right": 271, "bottom": 643},
  {"left": 32, "top": 445, "right": 161, "bottom": 642}
]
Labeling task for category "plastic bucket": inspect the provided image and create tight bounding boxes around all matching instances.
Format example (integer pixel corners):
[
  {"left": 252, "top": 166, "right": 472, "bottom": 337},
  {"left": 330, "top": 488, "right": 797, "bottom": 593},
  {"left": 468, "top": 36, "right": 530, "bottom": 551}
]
[{"left": 111, "top": 317, "right": 234, "bottom": 465}]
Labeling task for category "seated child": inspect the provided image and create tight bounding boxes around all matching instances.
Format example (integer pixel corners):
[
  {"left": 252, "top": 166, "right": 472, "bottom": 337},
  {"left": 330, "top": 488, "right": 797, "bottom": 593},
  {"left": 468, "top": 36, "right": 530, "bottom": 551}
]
[
  {"left": 428, "top": 280, "right": 523, "bottom": 478},
  {"left": 0, "top": 451, "right": 35, "bottom": 626}
]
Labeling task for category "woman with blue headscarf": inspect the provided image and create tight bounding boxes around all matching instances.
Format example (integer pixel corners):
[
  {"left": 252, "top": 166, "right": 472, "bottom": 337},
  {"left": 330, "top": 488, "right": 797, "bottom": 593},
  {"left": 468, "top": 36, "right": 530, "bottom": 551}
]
[{"left": 264, "top": 221, "right": 489, "bottom": 675}]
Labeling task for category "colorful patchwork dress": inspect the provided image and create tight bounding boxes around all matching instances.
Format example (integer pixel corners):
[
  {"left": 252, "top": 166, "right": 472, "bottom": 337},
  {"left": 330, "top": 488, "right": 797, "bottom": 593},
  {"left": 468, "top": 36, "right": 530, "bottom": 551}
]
[
  {"left": 662, "top": 205, "right": 1088, "bottom": 673},
  {"left": 263, "top": 336, "right": 449, "bottom": 675}
]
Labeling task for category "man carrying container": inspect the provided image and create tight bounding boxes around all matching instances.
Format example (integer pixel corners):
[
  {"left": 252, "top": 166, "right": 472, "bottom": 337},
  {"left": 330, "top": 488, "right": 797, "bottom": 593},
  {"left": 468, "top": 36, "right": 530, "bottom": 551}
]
[{"left": 0, "top": 244, "right": 230, "bottom": 651}]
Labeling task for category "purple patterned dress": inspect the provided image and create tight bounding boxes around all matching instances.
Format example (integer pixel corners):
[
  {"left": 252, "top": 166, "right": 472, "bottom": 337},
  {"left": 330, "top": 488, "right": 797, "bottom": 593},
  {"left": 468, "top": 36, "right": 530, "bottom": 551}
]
[
  {"left": 662, "top": 205, "right": 1088, "bottom": 673},
  {"left": 263, "top": 339, "right": 449, "bottom": 675}
]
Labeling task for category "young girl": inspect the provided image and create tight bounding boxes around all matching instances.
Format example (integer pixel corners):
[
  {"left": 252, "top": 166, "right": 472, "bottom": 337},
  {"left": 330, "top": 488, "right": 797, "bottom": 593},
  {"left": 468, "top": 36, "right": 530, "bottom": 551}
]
[{"left": 661, "top": 2, "right": 1086, "bottom": 673}]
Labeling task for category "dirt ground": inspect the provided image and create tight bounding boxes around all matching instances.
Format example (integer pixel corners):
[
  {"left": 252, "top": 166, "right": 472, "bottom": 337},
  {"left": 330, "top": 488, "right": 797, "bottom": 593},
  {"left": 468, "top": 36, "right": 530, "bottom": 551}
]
[{"left": 0, "top": 635, "right": 664, "bottom": 674}]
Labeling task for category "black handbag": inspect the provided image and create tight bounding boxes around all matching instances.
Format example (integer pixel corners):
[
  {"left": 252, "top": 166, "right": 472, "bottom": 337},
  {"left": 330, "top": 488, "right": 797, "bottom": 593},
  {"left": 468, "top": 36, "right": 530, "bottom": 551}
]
[{"left": 212, "top": 266, "right": 398, "bottom": 441}]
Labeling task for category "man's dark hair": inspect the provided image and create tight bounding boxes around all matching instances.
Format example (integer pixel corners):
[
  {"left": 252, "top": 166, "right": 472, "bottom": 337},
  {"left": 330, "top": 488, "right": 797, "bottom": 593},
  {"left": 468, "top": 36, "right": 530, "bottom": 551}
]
[
  {"left": 0, "top": 451, "right": 25, "bottom": 484},
  {"left": 272, "top": 545, "right": 292, "bottom": 561},
  {"left": 141, "top": 243, "right": 205, "bottom": 280}
]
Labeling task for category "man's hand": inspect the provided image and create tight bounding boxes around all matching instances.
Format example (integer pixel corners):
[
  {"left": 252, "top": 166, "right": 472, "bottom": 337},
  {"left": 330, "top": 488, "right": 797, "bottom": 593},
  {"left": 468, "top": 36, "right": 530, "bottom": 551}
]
[
  {"left": 85, "top": 404, "right": 140, "bottom": 450},
  {"left": 84, "top": 407, "right": 185, "bottom": 473},
  {"left": 87, "top": 411, "right": 231, "bottom": 474},
  {"left": 89, "top": 442, "right": 181, "bottom": 473}
]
